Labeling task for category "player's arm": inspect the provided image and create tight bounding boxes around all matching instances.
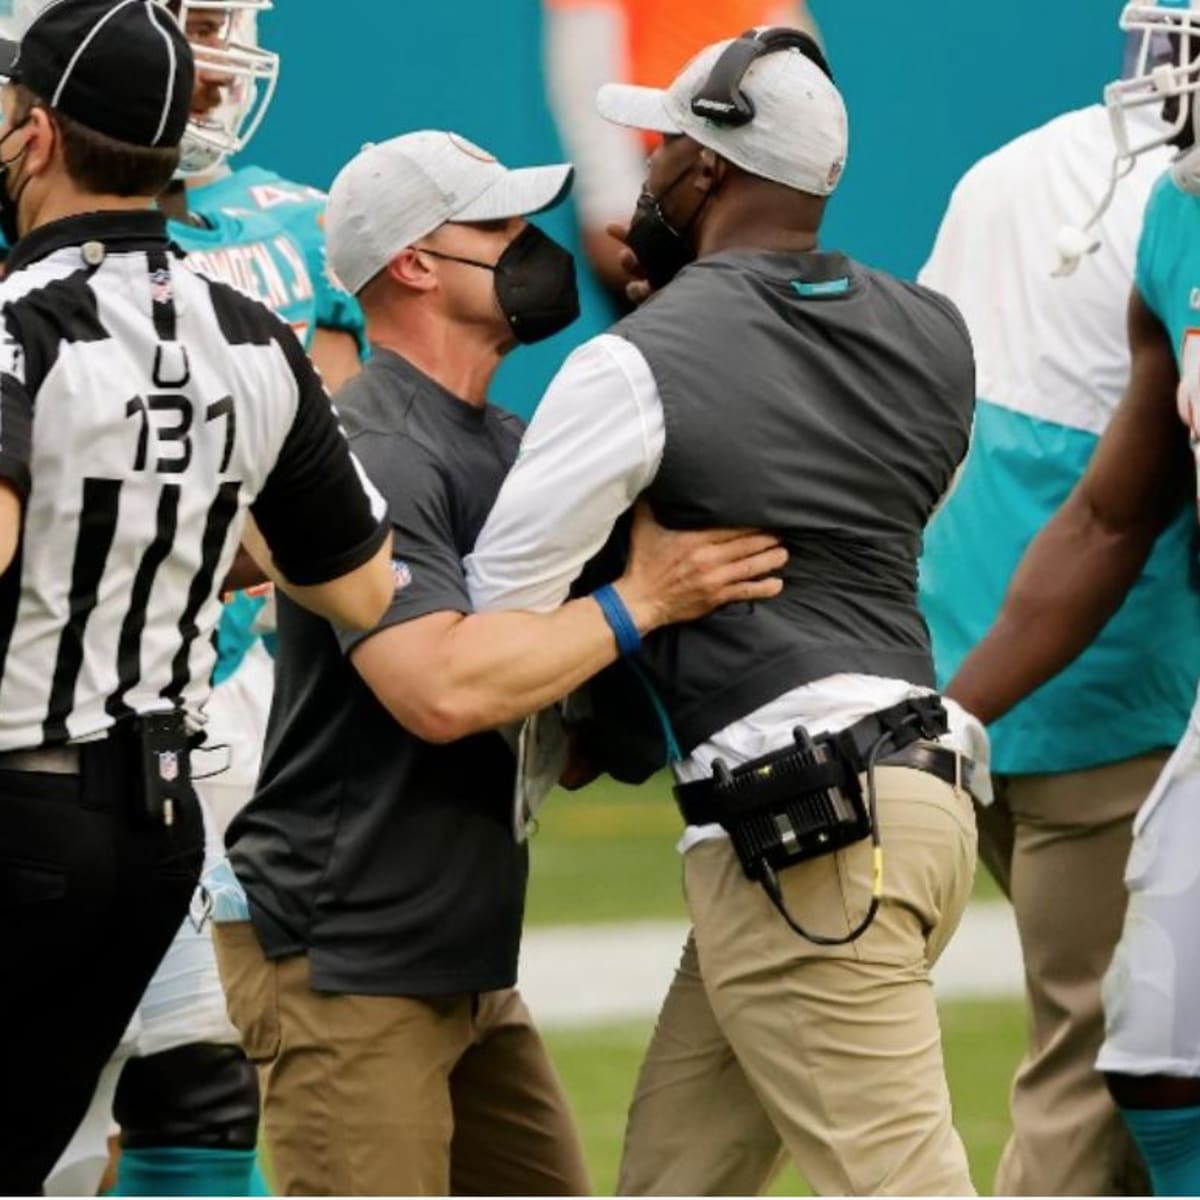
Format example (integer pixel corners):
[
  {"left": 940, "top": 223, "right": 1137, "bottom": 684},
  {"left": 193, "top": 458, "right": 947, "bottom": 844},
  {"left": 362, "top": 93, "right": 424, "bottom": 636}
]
[
  {"left": 947, "top": 287, "right": 1192, "bottom": 722},
  {"left": 249, "top": 325, "right": 391, "bottom": 631},
  {"left": 543, "top": 0, "right": 646, "bottom": 295}
]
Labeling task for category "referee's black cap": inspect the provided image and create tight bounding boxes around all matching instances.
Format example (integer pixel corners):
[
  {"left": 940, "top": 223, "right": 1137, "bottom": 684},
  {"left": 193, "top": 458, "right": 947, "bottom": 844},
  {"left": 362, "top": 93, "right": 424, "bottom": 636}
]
[{"left": 0, "top": 0, "right": 195, "bottom": 148}]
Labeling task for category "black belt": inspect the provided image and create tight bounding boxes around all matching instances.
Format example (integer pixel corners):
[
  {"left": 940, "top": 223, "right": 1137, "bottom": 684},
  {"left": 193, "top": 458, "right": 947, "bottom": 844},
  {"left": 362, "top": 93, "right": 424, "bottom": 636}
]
[
  {"left": 676, "top": 739, "right": 976, "bottom": 827},
  {"left": 0, "top": 745, "right": 82, "bottom": 775},
  {"left": 883, "top": 741, "right": 975, "bottom": 796}
]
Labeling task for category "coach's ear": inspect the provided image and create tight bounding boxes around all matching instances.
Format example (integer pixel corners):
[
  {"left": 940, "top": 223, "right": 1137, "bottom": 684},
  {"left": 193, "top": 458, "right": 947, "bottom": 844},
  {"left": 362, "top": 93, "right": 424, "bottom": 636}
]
[{"left": 386, "top": 247, "right": 439, "bottom": 294}]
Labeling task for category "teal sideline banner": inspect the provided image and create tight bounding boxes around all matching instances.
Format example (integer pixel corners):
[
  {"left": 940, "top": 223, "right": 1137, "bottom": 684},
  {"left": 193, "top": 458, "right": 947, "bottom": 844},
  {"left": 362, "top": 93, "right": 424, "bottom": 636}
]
[{"left": 251, "top": 0, "right": 1127, "bottom": 419}]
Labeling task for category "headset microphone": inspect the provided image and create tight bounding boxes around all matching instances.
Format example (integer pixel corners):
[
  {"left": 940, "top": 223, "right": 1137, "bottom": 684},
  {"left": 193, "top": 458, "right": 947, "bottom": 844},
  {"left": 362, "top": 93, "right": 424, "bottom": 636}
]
[
  {"left": 1052, "top": 154, "right": 1138, "bottom": 277},
  {"left": 1053, "top": 224, "right": 1101, "bottom": 278}
]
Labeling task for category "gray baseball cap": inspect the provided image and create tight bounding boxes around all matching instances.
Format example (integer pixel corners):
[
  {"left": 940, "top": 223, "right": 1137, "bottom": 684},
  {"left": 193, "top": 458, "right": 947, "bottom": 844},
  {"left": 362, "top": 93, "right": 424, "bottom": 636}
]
[
  {"left": 327, "top": 130, "right": 574, "bottom": 295},
  {"left": 597, "top": 33, "right": 849, "bottom": 197}
]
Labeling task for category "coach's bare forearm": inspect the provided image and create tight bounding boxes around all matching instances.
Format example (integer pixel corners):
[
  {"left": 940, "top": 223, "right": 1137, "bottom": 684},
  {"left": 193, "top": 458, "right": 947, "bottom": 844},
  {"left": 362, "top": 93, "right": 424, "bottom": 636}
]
[
  {"left": 353, "top": 520, "right": 786, "bottom": 744},
  {"left": 371, "top": 597, "right": 641, "bottom": 744}
]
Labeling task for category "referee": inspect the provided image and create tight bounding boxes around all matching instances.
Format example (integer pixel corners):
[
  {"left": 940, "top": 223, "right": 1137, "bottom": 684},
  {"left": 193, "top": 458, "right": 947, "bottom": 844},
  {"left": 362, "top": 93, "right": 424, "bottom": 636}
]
[{"left": 0, "top": 2, "right": 391, "bottom": 1192}]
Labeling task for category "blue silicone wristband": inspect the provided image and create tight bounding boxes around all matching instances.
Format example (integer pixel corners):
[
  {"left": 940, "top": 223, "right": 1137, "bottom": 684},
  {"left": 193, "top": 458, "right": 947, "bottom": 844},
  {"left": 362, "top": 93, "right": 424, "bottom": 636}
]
[{"left": 594, "top": 584, "right": 642, "bottom": 657}]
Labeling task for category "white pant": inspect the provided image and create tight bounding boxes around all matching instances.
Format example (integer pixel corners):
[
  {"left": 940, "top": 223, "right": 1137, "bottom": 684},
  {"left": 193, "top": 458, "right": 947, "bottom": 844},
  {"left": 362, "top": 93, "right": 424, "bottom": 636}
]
[{"left": 1099, "top": 698, "right": 1200, "bottom": 1078}]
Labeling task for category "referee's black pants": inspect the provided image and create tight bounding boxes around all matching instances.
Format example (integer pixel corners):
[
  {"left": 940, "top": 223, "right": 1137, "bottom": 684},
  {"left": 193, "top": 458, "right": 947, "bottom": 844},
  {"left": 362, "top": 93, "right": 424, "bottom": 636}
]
[{"left": 0, "top": 754, "right": 203, "bottom": 1196}]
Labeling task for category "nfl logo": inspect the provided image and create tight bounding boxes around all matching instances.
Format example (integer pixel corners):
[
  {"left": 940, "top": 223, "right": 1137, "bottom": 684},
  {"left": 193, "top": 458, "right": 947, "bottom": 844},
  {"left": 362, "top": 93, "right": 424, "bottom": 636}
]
[
  {"left": 158, "top": 750, "right": 179, "bottom": 784},
  {"left": 392, "top": 560, "right": 413, "bottom": 592},
  {"left": 149, "top": 268, "right": 173, "bottom": 307}
]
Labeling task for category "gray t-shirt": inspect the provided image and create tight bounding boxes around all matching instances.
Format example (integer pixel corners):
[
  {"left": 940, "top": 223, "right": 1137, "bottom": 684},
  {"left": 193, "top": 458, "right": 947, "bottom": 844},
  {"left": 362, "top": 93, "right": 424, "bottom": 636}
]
[{"left": 227, "top": 350, "right": 527, "bottom": 996}]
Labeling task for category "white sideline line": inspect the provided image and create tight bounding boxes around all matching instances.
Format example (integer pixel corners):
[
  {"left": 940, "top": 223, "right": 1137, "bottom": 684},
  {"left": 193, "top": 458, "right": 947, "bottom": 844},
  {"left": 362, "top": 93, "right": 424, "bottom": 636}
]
[{"left": 519, "top": 902, "right": 1022, "bottom": 1030}]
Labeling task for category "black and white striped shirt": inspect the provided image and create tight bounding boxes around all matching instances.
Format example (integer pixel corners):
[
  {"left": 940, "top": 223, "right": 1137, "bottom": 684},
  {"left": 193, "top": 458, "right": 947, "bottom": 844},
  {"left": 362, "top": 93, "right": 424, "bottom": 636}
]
[{"left": 0, "top": 209, "right": 387, "bottom": 751}]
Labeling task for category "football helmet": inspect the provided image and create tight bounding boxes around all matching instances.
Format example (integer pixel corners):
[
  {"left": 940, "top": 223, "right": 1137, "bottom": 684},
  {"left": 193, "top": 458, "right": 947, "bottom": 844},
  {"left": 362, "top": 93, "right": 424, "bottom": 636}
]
[
  {"left": 1107, "top": 0, "right": 1200, "bottom": 192},
  {"left": 1055, "top": 0, "right": 1191, "bottom": 275},
  {"left": 0, "top": 0, "right": 56, "bottom": 44},
  {"left": 159, "top": 0, "right": 280, "bottom": 177}
]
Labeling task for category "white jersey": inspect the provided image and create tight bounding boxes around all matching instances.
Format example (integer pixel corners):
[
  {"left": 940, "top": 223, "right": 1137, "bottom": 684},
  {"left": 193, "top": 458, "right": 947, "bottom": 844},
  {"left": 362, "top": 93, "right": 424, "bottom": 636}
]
[
  {"left": 0, "top": 209, "right": 386, "bottom": 751},
  {"left": 920, "top": 104, "right": 1168, "bottom": 437}
]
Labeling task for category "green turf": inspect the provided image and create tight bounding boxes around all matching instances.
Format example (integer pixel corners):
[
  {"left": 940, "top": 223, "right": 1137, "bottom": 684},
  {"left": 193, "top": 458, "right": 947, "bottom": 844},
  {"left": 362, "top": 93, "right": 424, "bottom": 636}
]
[
  {"left": 544, "top": 997, "right": 1025, "bottom": 1196},
  {"left": 526, "top": 773, "right": 1004, "bottom": 927}
]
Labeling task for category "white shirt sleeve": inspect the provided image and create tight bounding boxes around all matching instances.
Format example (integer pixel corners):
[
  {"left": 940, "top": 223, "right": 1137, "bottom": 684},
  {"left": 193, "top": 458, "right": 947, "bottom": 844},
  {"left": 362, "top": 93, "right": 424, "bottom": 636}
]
[{"left": 465, "top": 333, "right": 664, "bottom": 613}]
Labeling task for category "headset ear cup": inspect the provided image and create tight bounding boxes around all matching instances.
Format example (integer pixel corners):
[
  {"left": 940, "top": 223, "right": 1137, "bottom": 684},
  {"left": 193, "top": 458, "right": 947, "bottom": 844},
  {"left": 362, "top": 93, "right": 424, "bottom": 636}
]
[{"left": 689, "top": 25, "right": 836, "bottom": 128}]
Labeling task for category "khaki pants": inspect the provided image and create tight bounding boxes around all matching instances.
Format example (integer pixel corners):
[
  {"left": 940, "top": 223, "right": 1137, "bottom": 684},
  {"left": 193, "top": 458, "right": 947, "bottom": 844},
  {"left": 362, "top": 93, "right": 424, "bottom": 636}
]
[
  {"left": 619, "top": 765, "right": 978, "bottom": 1196},
  {"left": 213, "top": 921, "right": 590, "bottom": 1196},
  {"left": 979, "top": 753, "right": 1165, "bottom": 1197}
]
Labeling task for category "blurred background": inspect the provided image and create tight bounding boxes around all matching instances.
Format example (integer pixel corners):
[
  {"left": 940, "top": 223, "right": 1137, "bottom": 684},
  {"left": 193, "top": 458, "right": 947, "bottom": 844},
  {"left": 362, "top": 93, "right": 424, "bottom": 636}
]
[
  {"left": 256, "top": 0, "right": 1124, "bottom": 418},
  {"left": 250, "top": 2, "right": 1125, "bottom": 1191}
]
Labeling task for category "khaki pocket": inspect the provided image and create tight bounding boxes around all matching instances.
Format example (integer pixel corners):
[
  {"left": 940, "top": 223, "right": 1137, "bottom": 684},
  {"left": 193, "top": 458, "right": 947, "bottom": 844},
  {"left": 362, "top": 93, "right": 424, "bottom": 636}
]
[{"left": 213, "top": 920, "right": 281, "bottom": 1063}]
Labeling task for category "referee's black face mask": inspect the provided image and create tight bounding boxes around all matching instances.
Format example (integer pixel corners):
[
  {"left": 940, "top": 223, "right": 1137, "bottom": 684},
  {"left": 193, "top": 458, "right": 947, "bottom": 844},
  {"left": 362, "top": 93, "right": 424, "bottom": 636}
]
[{"left": 419, "top": 223, "right": 580, "bottom": 345}]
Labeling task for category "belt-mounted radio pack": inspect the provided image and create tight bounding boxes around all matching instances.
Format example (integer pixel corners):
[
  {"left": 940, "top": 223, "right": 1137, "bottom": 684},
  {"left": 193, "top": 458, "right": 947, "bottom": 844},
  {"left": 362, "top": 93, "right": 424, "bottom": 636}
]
[
  {"left": 673, "top": 696, "right": 951, "bottom": 946},
  {"left": 123, "top": 711, "right": 195, "bottom": 828}
]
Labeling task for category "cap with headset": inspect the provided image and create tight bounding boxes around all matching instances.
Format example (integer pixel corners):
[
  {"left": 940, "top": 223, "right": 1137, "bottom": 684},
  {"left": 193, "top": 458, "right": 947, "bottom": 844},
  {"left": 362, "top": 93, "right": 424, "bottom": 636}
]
[
  {"left": 597, "top": 26, "right": 849, "bottom": 197},
  {"left": 327, "top": 131, "right": 574, "bottom": 296},
  {"left": 0, "top": 0, "right": 194, "bottom": 149}
]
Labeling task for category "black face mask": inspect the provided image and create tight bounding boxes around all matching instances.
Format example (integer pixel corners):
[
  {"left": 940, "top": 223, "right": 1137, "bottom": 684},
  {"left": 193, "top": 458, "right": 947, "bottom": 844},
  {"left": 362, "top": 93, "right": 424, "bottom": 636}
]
[
  {"left": 0, "top": 118, "right": 33, "bottom": 248},
  {"left": 625, "top": 160, "right": 714, "bottom": 291},
  {"left": 420, "top": 223, "right": 580, "bottom": 345}
]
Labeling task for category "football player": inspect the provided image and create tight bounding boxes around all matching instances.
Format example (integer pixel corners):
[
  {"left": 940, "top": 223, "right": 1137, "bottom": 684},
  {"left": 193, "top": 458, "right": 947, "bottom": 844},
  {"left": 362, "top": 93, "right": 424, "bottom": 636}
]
[{"left": 949, "top": 3, "right": 1200, "bottom": 1194}]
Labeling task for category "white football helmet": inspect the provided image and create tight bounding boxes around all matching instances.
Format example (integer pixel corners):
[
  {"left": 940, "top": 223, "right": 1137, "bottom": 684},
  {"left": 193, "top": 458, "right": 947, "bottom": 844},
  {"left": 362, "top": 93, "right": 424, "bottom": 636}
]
[
  {"left": 1055, "top": 0, "right": 1195, "bottom": 275},
  {"left": 1107, "top": 0, "right": 1200, "bottom": 192},
  {"left": 0, "top": 0, "right": 57, "bottom": 43},
  {"left": 159, "top": 0, "right": 280, "bottom": 177}
]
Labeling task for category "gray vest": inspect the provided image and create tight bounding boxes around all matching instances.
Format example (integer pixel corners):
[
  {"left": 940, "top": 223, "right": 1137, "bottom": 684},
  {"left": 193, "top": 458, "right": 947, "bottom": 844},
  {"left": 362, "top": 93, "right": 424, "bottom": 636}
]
[{"left": 601, "top": 249, "right": 974, "bottom": 762}]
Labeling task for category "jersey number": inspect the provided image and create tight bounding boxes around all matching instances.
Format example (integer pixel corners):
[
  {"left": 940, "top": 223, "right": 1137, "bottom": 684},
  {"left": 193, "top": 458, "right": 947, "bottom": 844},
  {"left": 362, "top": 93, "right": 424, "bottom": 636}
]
[{"left": 125, "top": 394, "right": 237, "bottom": 474}]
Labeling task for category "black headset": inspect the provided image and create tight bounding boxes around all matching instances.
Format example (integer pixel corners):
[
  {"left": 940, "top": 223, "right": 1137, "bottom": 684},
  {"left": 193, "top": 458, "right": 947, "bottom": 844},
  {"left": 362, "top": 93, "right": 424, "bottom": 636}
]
[{"left": 689, "top": 26, "right": 834, "bottom": 128}]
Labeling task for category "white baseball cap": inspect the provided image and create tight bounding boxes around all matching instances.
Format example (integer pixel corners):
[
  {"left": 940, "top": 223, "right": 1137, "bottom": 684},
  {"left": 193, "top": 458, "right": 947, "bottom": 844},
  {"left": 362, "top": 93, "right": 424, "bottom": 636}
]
[
  {"left": 327, "top": 130, "right": 575, "bottom": 295},
  {"left": 597, "top": 33, "right": 849, "bottom": 197}
]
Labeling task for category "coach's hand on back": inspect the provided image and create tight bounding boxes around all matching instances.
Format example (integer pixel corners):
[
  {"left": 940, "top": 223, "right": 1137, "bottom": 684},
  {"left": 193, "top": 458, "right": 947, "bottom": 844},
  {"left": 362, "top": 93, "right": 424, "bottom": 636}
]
[{"left": 615, "top": 501, "right": 786, "bottom": 634}]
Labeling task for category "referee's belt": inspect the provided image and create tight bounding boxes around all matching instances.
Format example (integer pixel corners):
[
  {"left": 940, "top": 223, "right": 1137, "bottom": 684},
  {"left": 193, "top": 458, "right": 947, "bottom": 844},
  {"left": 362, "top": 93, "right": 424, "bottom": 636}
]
[
  {"left": 0, "top": 744, "right": 84, "bottom": 774},
  {"left": 674, "top": 707, "right": 978, "bottom": 828}
]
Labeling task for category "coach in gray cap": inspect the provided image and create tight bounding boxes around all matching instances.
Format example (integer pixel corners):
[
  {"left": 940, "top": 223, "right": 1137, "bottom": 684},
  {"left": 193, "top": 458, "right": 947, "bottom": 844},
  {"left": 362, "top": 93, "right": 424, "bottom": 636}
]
[{"left": 466, "top": 27, "right": 987, "bottom": 1196}]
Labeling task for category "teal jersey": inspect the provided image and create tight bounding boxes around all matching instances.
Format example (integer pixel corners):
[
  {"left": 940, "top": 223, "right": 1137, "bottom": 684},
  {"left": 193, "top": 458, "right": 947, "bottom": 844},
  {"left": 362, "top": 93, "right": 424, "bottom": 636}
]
[
  {"left": 170, "top": 204, "right": 321, "bottom": 348},
  {"left": 191, "top": 165, "right": 365, "bottom": 349},
  {"left": 1139, "top": 172, "right": 1200, "bottom": 380},
  {"left": 1139, "top": 174, "right": 1200, "bottom": 533},
  {"left": 212, "top": 592, "right": 269, "bottom": 688}
]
